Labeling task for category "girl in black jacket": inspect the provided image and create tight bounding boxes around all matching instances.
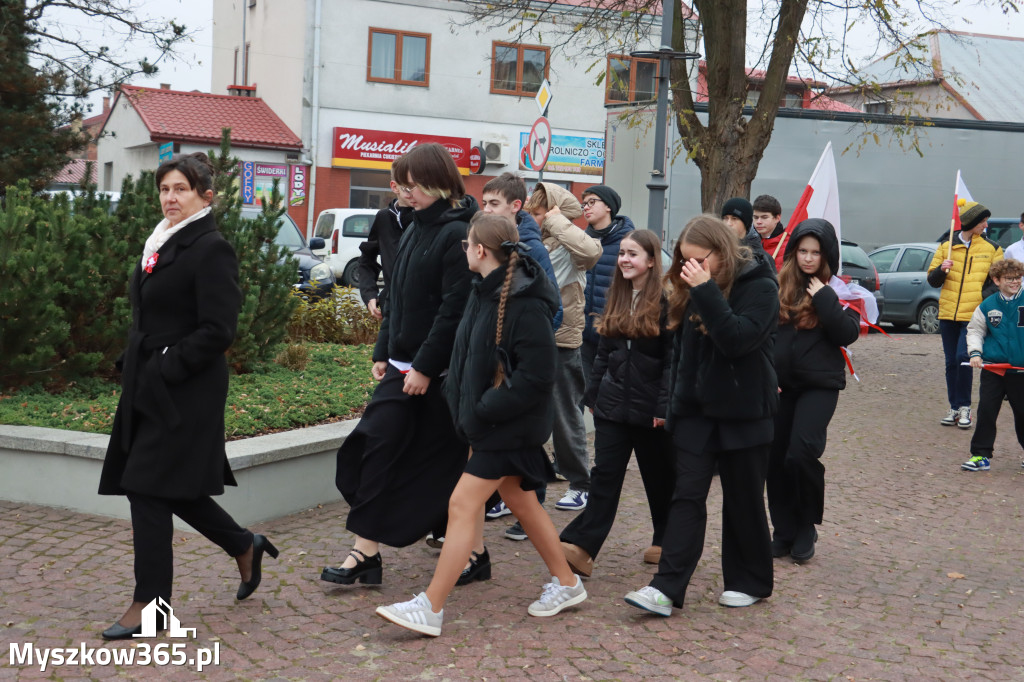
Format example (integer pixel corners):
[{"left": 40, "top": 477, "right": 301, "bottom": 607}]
[
  {"left": 559, "top": 229, "right": 675, "bottom": 576},
  {"left": 624, "top": 215, "right": 779, "bottom": 617},
  {"left": 767, "top": 219, "right": 860, "bottom": 563},
  {"left": 376, "top": 213, "right": 586, "bottom": 637},
  {"left": 324, "top": 143, "right": 476, "bottom": 586}
]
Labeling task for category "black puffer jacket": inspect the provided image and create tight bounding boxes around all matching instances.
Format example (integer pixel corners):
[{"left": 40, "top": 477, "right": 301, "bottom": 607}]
[
  {"left": 584, "top": 300, "right": 672, "bottom": 425},
  {"left": 372, "top": 195, "right": 478, "bottom": 377},
  {"left": 444, "top": 254, "right": 560, "bottom": 450},
  {"left": 665, "top": 255, "right": 780, "bottom": 431},
  {"left": 775, "top": 219, "right": 861, "bottom": 391}
]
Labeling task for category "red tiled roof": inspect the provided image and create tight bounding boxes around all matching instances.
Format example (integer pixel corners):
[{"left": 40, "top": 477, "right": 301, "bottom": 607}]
[
  {"left": 52, "top": 158, "right": 97, "bottom": 185},
  {"left": 105, "top": 85, "right": 301, "bottom": 151}
]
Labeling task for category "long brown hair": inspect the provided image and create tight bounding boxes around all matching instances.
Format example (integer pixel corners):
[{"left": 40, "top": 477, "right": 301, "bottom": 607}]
[
  {"left": 596, "top": 230, "right": 663, "bottom": 338},
  {"left": 665, "top": 214, "right": 751, "bottom": 331},
  {"left": 468, "top": 212, "right": 520, "bottom": 387},
  {"left": 778, "top": 233, "right": 831, "bottom": 329}
]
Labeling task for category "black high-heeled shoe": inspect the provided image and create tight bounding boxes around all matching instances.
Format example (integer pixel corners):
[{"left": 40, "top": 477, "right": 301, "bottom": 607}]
[
  {"left": 320, "top": 548, "right": 383, "bottom": 585},
  {"left": 455, "top": 548, "right": 491, "bottom": 586},
  {"left": 236, "top": 534, "right": 280, "bottom": 600}
]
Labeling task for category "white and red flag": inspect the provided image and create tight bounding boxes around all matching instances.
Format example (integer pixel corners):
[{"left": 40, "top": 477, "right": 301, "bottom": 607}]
[
  {"left": 947, "top": 170, "right": 974, "bottom": 258},
  {"left": 774, "top": 142, "right": 841, "bottom": 267}
]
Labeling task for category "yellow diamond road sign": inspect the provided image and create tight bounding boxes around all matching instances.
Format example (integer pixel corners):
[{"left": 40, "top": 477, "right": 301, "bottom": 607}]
[{"left": 535, "top": 79, "right": 552, "bottom": 115}]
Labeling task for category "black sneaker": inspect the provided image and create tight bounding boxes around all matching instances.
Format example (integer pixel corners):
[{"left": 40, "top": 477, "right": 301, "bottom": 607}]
[
  {"left": 791, "top": 526, "right": 818, "bottom": 563},
  {"left": 505, "top": 521, "right": 528, "bottom": 541},
  {"left": 771, "top": 538, "right": 792, "bottom": 558}
]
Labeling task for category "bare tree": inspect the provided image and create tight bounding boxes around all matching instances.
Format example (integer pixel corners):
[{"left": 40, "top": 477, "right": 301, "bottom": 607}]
[
  {"left": 24, "top": 0, "right": 189, "bottom": 99},
  {"left": 459, "top": 0, "right": 1020, "bottom": 211}
]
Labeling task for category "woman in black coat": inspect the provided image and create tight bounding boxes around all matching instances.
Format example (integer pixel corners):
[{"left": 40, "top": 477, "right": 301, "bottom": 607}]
[
  {"left": 98, "top": 153, "right": 277, "bottom": 640},
  {"left": 624, "top": 214, "right": 779, "bottom": 617},
  {"left": 323, "top": 143, "right": 477, "bottom": 585},
  {"left": 559, "top": 229, "right": 675, "bottom": 577},
  {"left": 767, "top": 219, "right": 860, "bottom": 563}
]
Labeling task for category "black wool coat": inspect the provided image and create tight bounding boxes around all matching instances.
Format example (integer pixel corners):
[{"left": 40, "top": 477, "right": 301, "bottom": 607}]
[
  {"left": 99, "top": 212, "right": 242, "bottom": 499},
  {"left": 357, "top": 198, "right": 412, "bottom": 310},
  {"left": 665, "top": 256, "right": 780, "bottom": 433},
  {"left": 372, "top": 195, "right": 478, "bottom": 378},
  {"left": 584, "top": 300, "right": 672, "bottom": 425},
  {"left": 443, "top": 254, "right": 560, "bottom": 450}
]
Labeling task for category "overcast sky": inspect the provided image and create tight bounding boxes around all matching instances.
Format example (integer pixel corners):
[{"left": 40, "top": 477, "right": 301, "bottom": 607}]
[{"left": 77, "top": 0, "right": 1023, "bottom": 117}]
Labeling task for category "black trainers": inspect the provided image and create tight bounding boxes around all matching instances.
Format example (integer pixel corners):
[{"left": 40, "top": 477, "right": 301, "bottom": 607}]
[
  {"left": 504, "top": 521, "right": 528, "bottom": 541},
  {"left": 791, "top": 526, "right": 817, "bottom": 563}
]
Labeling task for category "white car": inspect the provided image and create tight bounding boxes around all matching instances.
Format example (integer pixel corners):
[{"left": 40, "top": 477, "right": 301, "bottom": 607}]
[{"left": 311, "top": 208, "right": 377, "bottom": 285}]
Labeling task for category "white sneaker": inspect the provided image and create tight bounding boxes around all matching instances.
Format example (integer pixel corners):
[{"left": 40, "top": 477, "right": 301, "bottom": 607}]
[
  {"left": 940, "top": 408, "right": 958, "bottom": 426},
  {"left": 376, "top": 592, "right": 443, "bottom": 637},
  {"left": 555, "top": 489, "right": 588, "bottom": 511},
  {"left": 957, "top": 406, "right": 973, "bottom": 429},
  {"left": 624, "top": 585, "right": 673, "bottom": 616},
  {"left": 485, "top": 500, "right": 511, "bottom": 519},
  {"left": 527, "top": 575, "right": 587, "bottom": 617},
  {"left": 718, "top": 590, "right": 761, "bottom": 608}
]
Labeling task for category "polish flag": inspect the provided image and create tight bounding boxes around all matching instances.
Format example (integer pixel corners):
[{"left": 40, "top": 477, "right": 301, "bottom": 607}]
[
  {"left": 773, "top": 142, "right": 841, "bottom": 267},
  {"left": 947, "top": 170, "right": 973, "bottom": 258}
]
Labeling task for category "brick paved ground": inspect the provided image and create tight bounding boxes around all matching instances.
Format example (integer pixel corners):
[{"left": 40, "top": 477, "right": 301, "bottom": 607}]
[{"left": 3, "top": 333, "right": 1024, "bottom": 681}]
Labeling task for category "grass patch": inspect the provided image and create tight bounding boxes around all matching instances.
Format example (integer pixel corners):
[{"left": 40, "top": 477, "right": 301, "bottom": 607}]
[{"left": 0, "top": 344, "right": 376, "bottom": 440}]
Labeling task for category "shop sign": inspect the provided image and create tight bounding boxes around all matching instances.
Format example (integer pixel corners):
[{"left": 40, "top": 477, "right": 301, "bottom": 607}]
[
  {"left": 239, "top": 162, "right": 289, "bottom": 206},
  {"left": 518, "top": 133, "right": 604, "bottom": 176},
  {"left": 289, "top": 165, "right": 307, "bottom": 206},
  {"left": 332, "top": 127, "right": 473, "bottom": 174}
]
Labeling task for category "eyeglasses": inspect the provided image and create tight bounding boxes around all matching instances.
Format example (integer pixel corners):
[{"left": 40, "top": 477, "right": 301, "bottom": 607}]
[
  {"left": 686, "top": 250, "right": 713, "bottom": 265},
  {"left": 461, "top": 239, "right": 471, "bottom": 252},
  {"left": 398, "top": 185, "right": 416, "bottom": 195},
  {"left": 582, "top": 198, "right": 602, "bottom": 209},
  {"left": 1003, "top": 276, "right": 1023, "bottom": 282}
]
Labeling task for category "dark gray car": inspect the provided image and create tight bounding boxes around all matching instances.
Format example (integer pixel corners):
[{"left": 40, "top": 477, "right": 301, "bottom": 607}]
[{"left": 868, "top": 242, "right": 939, "bottom": 333}]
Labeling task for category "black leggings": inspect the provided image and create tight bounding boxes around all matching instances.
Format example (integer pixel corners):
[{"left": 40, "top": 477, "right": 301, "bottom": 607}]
[
  {"left": 766, "top": 388, "right": 839, "bottom": 542},
  {"left": 128, "top": 493, "right": 252, "bottom": 603}
]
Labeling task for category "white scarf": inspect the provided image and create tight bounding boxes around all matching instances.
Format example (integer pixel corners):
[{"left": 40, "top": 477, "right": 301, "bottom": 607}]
[{"left": 141, "top": 206, "right": 212, "bottom": 268}]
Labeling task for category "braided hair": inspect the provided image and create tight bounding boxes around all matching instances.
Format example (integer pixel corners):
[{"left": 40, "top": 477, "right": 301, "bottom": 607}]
[{"left": 468, "top": 212, "right": 520, "bottom": 388}]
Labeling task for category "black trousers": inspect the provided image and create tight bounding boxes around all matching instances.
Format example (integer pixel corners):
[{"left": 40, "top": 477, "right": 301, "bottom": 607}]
[
  {"left": 650, "top": 441, "right": 772, "bottom": 607},
  {"left": 766, "top": 388, "right": 838, "bottom": 542},
  {"left": 970, "top": 370, "right": 1024, "bottom": 458},
  {"left": 560, "top": 417, "right": 674, "bottom": 558},
  {"left": 127, "top": 493, "right": 252, "bottom": 604}
]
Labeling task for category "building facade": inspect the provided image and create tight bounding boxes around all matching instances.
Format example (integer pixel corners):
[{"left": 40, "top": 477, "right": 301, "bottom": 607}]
[{"left": 211, "top": 0, "right": 688, "bottom": 235}]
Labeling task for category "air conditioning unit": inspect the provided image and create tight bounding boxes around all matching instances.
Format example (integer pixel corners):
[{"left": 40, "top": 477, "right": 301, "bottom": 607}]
[{"left": 483, "top": 141, "right": 511, "bottom": 166}]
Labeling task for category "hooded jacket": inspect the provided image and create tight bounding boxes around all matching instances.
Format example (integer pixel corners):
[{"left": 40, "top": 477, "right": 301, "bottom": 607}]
[
  {"left": 535, "top": 182, "right": 602, "bottom": 348},
  {"left": 926, "top": 232, "right": 1003, "bottom": 322},
  {"left": 665, "top": 254, "right": 779, "bottom": 431},
  {"left": 357, "top": 198, "right": 413, "bottom": 310},
  {"left": 584, "top": 215, "right": 636, "bottom": 345},
  {"left": 515, "top": 209, "right": 563, "bottom": 330},
  {"left": 444, "top": 253, "right": 560, "bottom": 450},
  {"left": 373, "top": 195, "right": 478, "bottom": 377},
  {"left": 774, "top": 219, "right": 861, "bottom": 391}
]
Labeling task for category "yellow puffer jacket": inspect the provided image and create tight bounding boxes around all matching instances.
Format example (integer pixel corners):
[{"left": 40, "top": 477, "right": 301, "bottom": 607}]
[{"left": 926, "top": 236, "right": 1003, "bottom": 321}]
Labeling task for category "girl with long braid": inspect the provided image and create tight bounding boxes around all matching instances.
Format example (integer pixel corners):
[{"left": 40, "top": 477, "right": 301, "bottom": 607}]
[{"left": 376, "top": 212, "right": 587, "bottom": 637}]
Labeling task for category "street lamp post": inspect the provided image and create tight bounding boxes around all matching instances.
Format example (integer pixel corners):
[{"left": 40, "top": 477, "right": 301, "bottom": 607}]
[{"left": 630, "top": 4, "right": 699, "bottom": 241}]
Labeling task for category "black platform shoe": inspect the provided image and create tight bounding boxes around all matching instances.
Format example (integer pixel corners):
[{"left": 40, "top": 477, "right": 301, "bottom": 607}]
[
  {"left": 791, "top": 526, "right": 818, "bottom": 563},
  {"left": 320, "top": 548, "right": 383, "bottom": 585},
  {"left": 237, "top": 534, "right": 280, "bottom": 600},
  {"left": 455, "top": 548, "right": 491, "bottom": 586},
  {"left": 102, "top": 622, "right": 143, "bottom": 640}
]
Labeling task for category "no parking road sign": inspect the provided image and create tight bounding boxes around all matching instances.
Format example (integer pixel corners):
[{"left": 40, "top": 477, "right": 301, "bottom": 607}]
[{"left": 523, "top": 116, "right": 552, "bottom": 172}]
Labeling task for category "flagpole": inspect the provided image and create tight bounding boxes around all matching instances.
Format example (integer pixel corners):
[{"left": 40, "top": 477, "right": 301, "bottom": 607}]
[{"left": 947, "top": 170, "right": 960, "bottom": 261}]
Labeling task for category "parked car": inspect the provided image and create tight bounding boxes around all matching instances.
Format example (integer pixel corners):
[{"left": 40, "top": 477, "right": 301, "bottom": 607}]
[
  {"left": 311, "top": 208, "right": 378, "bottom": 285},
  {"left": 868, "top": 242, "right": 939, "bottom": 334},
  {"left": 935, "top": 217, "right": 1021, "bottom": 249},
  {"left": 242, "top": 207, "right": 336, "bottom": 300}
]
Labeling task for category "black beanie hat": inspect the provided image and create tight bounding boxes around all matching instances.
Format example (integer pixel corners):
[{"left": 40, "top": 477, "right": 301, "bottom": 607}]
[
  {"left": 721, "top": 197, "right": 753, "bottom": 230},
  {"left": 582, "top": 185, "right": 621, "bottom": 218}
]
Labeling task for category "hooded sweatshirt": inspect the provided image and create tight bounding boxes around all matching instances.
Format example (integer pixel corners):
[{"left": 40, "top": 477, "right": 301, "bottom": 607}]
[
  {"left": 515, "top": 209, "right": 563, "bottom": 330},
  {"left": 534, "top": 182, "right": 602, "bottom": 348}
]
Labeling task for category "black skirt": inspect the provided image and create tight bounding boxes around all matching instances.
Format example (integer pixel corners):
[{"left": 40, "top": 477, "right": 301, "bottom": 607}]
[{"left": 464, "top": 445, "right": 556, "bottom": 491}]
